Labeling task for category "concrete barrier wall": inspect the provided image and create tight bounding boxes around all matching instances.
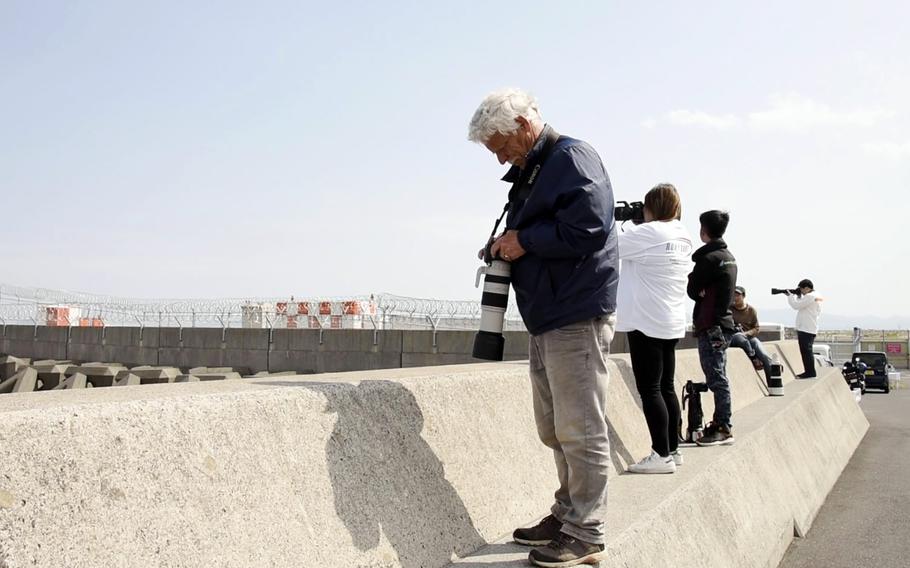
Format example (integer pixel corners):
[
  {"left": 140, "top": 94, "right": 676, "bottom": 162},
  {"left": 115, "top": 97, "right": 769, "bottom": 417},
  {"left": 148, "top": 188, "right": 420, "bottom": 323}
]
[
  {"left": 0, "top": 325, "right": 784, "bottom": 374},
  {"left": 0, "top": 363, "right": 553, "bottom": 568},
  {"left": 0, "top": 341, "right": 866, "bottom": 568},
  {"left": 592, "top": 368, "right": 868, "bottom": 568},
  {"left": 268, "top": 329, "right": 404, "bottom": 374},
  {"left": 0, "top": 326, "right": 68, "bottom": 362},
  {"left": 67, "top": 327, "right": 161, "bottom": 366}
]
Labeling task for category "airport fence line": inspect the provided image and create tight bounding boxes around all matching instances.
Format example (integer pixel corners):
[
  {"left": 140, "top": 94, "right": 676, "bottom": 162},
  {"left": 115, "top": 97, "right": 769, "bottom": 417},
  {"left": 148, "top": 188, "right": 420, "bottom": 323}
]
[{"left": 0, "top": 285, "right": 526, "bottom": 332}]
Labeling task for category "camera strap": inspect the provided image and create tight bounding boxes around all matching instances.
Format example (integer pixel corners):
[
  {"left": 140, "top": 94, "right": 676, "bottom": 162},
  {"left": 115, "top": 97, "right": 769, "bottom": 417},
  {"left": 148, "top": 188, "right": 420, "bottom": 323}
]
[{"left": 488, "top": 126, "right": 561, "bottom": 241}]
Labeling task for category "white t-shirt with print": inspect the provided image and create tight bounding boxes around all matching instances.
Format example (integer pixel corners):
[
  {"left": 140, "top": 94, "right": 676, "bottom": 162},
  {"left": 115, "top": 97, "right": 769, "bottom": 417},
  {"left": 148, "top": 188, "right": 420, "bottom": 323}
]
[{"left": 616, "top": 220, "right": 694, "bottom": 339}]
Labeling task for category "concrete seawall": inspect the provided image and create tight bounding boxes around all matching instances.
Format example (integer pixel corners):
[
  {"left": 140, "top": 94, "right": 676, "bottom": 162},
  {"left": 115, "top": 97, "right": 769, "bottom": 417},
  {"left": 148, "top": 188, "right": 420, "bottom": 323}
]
[
  {"left": 0, "top": 325, "right": 783, "bottom": 374},
  {"left": 0, "top": 341, "right": 866, "bottom": 568}
]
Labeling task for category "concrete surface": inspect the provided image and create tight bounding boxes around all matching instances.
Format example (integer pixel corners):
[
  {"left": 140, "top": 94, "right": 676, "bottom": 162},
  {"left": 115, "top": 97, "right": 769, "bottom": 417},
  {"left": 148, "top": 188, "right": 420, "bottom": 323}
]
[
  {"left": 450, "top": 367, "right": 868, "bottom": 568},
  {"left": 778, "top": 384, "right": 910, "bottom": 568},
  {"left": 0, "top": 341, "right": 863, "bottom": 568}
]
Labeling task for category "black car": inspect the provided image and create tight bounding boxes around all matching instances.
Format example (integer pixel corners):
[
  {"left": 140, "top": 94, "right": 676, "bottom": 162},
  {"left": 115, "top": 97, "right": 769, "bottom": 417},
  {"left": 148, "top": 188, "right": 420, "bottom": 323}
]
[{"left": 851, "top": 351, "right": 894, "bottom": 393}]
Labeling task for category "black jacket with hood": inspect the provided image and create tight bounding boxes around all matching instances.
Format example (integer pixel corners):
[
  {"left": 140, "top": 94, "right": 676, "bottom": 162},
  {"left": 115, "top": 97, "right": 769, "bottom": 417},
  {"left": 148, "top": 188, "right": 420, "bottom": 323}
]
[{"left": 687, "top": 239, "right": 737, "bottom": 334}]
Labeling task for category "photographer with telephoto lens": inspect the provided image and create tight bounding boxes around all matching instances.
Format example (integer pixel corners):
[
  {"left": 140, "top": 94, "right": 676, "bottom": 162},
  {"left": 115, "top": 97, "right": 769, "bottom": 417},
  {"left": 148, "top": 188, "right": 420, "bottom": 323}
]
[
  {"left": 468, "top": 88, "right": 618, "bottom": 568},
  {"left": 616, "top": 184, "right": 693, "bottom": 474},
  {"left": 782, "top": 279, "right": 823, "bottom": 378}
]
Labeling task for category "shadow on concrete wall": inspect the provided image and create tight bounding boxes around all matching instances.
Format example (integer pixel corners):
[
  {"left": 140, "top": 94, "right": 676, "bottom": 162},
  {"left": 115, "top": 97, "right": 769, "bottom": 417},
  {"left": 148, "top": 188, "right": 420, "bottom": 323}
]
[
  {"left": 604, "top": 359, "right": 642, "bottom": 472},
  {"left": 304, "top": 381, "right": 486, "bottom": 567}
]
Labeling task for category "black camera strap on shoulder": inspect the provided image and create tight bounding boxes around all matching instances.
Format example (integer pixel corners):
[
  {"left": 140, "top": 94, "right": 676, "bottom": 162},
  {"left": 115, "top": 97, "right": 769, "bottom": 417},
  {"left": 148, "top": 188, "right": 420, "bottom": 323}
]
[{"left": 486, "top": 127, "right": 561, "bottom": 246}]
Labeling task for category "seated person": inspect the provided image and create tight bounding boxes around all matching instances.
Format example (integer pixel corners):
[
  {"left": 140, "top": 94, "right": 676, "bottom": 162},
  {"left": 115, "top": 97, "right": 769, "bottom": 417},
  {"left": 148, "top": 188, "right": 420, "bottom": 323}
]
[{"left": 729, "top": 286, "right": 773, "bottom": 382}]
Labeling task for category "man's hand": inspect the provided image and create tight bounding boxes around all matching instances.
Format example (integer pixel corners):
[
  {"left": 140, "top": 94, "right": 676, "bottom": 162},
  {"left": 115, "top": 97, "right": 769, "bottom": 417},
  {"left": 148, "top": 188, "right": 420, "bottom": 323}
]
[{"left": 490, "top": 230, "right": 526, "bottom": 262}]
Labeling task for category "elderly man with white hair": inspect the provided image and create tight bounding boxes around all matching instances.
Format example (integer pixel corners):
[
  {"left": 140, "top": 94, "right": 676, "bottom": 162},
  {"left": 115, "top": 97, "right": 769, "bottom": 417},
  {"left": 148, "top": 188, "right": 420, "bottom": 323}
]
[{"left": 468, "top": 88, "right": 618, "bottom": 567}]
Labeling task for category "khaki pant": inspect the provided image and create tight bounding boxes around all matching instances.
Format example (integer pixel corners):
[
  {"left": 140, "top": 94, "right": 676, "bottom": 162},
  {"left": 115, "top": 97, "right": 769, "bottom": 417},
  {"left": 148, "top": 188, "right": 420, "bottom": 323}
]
[{"left": 528, "top": 314, "right": 615, "bottom": 545}]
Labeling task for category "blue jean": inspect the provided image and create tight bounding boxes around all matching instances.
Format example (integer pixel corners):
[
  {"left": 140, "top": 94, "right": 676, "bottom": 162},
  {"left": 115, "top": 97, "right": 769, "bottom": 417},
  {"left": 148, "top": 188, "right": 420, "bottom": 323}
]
[
  {"left": 697, "top": 333, "right": 732, "bottom": 427},
  {"left": 729, "top": 332, "right": 773, "bottom": 382}
]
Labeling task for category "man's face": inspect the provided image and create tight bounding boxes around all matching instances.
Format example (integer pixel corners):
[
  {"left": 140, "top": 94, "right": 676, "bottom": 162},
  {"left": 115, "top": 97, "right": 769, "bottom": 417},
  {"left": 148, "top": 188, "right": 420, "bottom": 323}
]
[
  {"left": 800, "top": 286, "right": 812, "bottom": 295},
  {"left": 733, "top": 292, "right": 745, "bottom": 308},
  {"left": 483, "top": 117, "right": 536, "bottom": 167}
]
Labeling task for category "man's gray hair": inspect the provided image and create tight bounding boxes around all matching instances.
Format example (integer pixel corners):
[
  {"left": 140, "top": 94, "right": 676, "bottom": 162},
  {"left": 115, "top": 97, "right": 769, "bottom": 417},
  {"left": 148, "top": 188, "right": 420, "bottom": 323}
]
[{"left": 468, "top": 88, "right": 543, "bottom": 143}]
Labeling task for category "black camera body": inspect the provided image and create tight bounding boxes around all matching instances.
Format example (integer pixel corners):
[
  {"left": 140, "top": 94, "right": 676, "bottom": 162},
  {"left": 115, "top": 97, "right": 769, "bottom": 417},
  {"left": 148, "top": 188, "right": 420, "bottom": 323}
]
[
  {"left": 771, "top": 287, "right": 801, "bottom": 296},
  {"left": 615, "top": 200, "right": 645, "bottom": 224}
]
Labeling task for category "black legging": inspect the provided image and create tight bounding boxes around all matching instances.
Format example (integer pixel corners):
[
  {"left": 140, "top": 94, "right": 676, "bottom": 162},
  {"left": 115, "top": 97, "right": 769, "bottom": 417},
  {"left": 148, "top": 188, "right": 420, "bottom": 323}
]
[
  {"left": 627, "top": 330, "right": 680, "bottom": 457},
  {"left": 797, "top": 331, "right": 817, "bottom": 377}
]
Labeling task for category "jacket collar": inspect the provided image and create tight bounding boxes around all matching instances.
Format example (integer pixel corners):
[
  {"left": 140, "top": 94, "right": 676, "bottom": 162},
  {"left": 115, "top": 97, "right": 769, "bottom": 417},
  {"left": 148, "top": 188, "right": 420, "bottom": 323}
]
[
  {"left": 501, "top": 124, "right": 552, "bottom": 183},
  {"left": 693, "top": 238, "right": 727, "bottom": 260}
]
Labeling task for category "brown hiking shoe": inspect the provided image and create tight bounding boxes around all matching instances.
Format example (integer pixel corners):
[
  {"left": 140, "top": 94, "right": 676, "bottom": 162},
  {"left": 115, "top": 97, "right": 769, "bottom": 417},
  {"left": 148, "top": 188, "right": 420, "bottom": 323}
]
[
  {"left": 513, "top": 514, "right": 563, "bottom": 546},
  {"left": 528, "top": 532, "right": 606, "bottom": 567}
]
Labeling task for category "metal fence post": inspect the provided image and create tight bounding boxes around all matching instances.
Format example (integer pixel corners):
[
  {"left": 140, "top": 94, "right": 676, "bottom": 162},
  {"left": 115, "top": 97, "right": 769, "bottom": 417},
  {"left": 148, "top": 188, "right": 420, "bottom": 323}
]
[{"left": 426, "top": 314, "right": 440, "bottom": 348}]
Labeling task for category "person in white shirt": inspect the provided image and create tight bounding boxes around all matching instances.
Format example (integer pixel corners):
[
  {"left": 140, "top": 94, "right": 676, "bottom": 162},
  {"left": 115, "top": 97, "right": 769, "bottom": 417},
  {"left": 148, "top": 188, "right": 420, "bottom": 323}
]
[
  {"left": 616, "top": 184, "right": 693, "bottom": 474},
  {"left": 786, "top": 278, "right": 823, "bottom": 378}
]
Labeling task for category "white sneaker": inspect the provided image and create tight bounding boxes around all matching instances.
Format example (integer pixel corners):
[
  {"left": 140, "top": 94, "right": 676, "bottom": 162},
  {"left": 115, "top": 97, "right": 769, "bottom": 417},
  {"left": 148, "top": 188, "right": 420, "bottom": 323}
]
[
  {"left": 628, "top": 450, "right": 676, "bottom": 474},
  {"left": 670, "top": 450, "right": 684, "bottom": 466}
]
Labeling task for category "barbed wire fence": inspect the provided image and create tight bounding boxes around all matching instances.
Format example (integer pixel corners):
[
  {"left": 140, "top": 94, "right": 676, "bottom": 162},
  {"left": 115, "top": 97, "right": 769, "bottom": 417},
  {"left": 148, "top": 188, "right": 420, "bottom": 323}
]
[{"left": 0, "top": 284, "right": 526, "bottom": 332}]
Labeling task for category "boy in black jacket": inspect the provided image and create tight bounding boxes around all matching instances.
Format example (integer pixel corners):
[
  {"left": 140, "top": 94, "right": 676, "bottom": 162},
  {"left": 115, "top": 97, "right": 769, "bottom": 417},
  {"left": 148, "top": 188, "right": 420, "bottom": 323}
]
[{"left": 687, "top": 210, "right": 738, "bottom": 445}]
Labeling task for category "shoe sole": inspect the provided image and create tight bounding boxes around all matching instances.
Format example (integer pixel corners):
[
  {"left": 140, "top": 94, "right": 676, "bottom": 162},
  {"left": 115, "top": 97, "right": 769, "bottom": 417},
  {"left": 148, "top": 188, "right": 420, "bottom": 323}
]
[
  {"left": 627, "top": 467, "right": 676, "bottom": 474},
  {"left": 695, "top": 437, "right": 735, "bottom": 447},
  {"left": 514, "top": 537, "right": 553, "bottom": 546},
  {"left": 529, "top": 550, "right": 606, "bottom": 567}
]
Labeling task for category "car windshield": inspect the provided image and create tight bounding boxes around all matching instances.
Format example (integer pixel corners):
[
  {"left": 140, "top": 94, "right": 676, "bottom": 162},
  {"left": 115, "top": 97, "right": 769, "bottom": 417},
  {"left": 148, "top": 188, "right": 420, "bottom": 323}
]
[{"left": 854, "top": 353, "right": 887, "bottom": 368}]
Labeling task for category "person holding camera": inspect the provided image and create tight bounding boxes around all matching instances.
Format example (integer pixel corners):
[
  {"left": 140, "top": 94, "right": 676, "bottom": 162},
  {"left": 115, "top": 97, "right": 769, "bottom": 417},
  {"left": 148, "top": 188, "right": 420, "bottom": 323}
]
[
  {"left": 615, "top": 184, "right": 693, "bottom": 474},
  {"left": 785, "top": 279, "right": 822, "bottom": 378},
  {"left": 730, "top": 286, "right": 774, "bottom": 383},
  {"left": 468, "top": 88, "right": 618, "bottom": 567},
  {"left": 687, "top": 210, "right": 738, "bottom": 446}
]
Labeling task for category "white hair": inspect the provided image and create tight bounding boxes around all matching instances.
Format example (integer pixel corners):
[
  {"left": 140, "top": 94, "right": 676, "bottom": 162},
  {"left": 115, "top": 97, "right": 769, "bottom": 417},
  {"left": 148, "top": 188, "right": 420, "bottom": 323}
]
[{"left": 467, "top": 88, "right": 543, "bottom": 143}]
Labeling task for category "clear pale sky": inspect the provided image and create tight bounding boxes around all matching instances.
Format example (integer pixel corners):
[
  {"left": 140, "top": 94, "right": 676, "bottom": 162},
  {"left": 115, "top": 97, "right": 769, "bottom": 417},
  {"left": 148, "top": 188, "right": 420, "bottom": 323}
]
[{"left": 1, "top": 1, "right": 908, "bottom": 320}]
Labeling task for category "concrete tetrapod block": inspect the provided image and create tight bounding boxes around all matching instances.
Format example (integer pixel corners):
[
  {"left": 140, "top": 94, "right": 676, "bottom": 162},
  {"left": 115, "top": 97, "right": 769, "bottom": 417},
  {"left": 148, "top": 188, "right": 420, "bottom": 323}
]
[
  {"left": 114, "top": 373, "right": 141, "bottom": 387},
  {"left": 33, "top": 362, "right": 71, "bottom": 374},
  {"left": 52, "top": 372, "right": 87, "bottom": 390},
  {"left": 179, "top": 372, "right": 241, "bottom": 381},
  {"left": 174, "top": 375, "right": 201, "bottom": 383},
  {"left": 66, "top": 365, "right": 127, "bottom": 388},
  {"left": 245, "top": 371, "right": 297, "bottom": 378},
  {"left": 36, "top": 370, "right": 68, "bottom": 391},
  {"left": 188, "top": 367, "right": 236, "bottom": 375},
  {"left": 117, "top": 368, "right": 180, "bottom": 384},
  {"left": 0, "top": 367, "right": 38, "bottom": 394},
  {"left": 0, "top": 356, "right": 30, "bottom": 381},
  {"left": 32, "top": 359, "right": 71, "bottom": 369}
]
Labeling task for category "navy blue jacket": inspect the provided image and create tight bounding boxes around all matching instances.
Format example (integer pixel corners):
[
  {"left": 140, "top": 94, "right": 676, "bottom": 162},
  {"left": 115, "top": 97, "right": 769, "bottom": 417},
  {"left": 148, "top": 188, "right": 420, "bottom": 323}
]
[{"left": 505, "top": 129, "right": 618, "bottom": 335}]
